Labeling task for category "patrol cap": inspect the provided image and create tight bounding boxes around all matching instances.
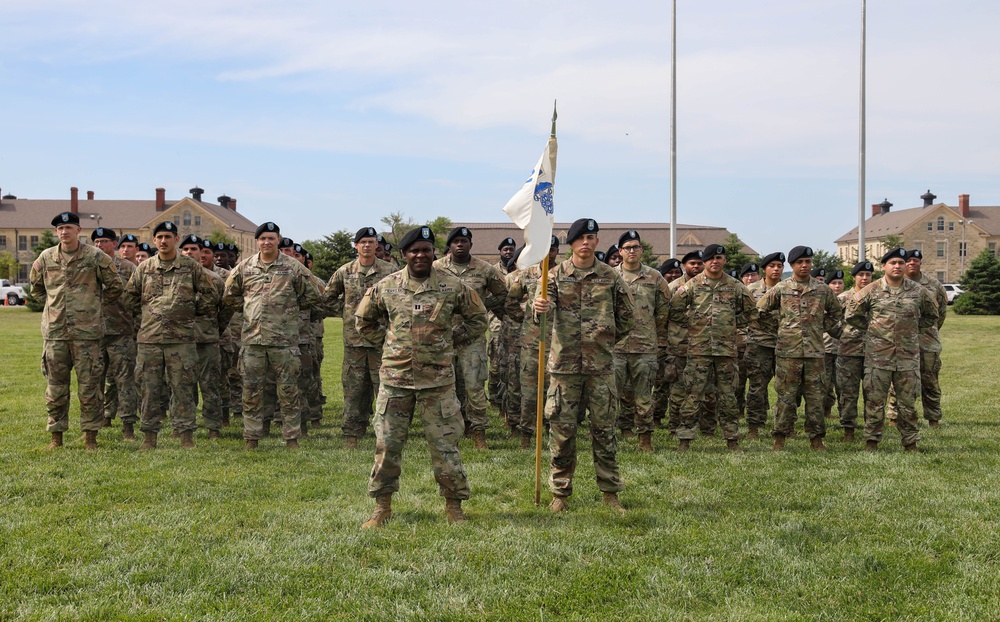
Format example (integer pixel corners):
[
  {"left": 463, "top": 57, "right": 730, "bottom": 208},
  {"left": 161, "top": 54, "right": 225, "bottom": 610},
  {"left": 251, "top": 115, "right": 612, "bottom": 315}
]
[
  {"left": 659, "top": 258, "right": 681, "bottom": 275},
  {"left": 278, "top": 237, "right": 295, "bottom": 249},
  {"left": 760, "top": 252, "right": 786, "bottom": 268},
  {"left": 508, "top": 246, "right": 525, "bottom": 270},
  {"left": 740, "top": 262, "right": 759, "bottom": 277},
  {"left": 828, "top": 269, "right": 845, "bottom": 282},
  {"left": 446, "top": 227, "right": 472, "bottom": 247},
  {"left": 51, "top": 212, "right": 81, "bottom": 227},
  {"left": 355, "top": 227, "right": 379, "bottom": 243},
  {"left": 498, "top": 237, "right": 516, "bottom": 251},
  {"left": 566, "top": 218, "right": 599, "bottom": 245},
  {"left": 907, "top": 249, "right": 923, "bottom": 260},
  {"left": 881, "top": 247, "right": 907, "bottom": 264},
  {"left": 180, "top": 234, "right": 202, "bottom": 248},
  {"left": 118, "top": 234, "right": 139, "bottom": 248},
  {"left": 788, "top": 245, "right": 813, "bottom": 264},
  {"left": 550, "top": 234, "right": 560, "bottom": 249},
  {"left": 153, "top": 221, "right": 178, "bottom": 236},
  {"left": 293, "top": 244, "right": 304, "bottom": 255},
  {"left": 606, "top": 244, "right": 619, "bottom": 258},
  {"left": 810, "top": 267, "right": 826, "bottom": 279},
  {"left": 851, "top": 260, "right": 874, "bottom": 276},
  {"left": 91, "top": 227, "right": 117, "bottom": 241},
  {"left": 399, "top": 226, "right": 435, "bottom": 250},
  {"left": 703, "top": 244, "right": 726, "bottom": 259},
  {"left": 618, "top": 230, "right": 640, "bottom": 247},
  {"left": 681, "top": 250, "right": 703, "bottom": 264},
  {"left": 138, "top": 242, "right": 153, "bottom": 254},
  {"left": 255, "top": 222, "right": 279, "bottom": 238},
  {"left": 595, "top": 251, "right": 606, "bottom": 263}
]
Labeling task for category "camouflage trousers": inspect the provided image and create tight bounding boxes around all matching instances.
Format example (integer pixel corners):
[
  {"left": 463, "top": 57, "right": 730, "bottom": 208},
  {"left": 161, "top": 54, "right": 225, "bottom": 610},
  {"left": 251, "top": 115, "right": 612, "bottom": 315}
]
[
  {"left": 823, "top": 353, "right": 838, "bottom": 418},
  {"left": 454, "top": 339, "right": 489, "bottom": 433},
  {"left": 773, "top": 357, "right": 826, "bottom": 439},
  {"left": 487, "top": 327, "right": 506, "bottom": 408},
  {"left": 519, "top": 340, "right": 551, "bottom": 435},
  {"left": 502, "top": 343, "right": 522, "bottom": 430},
  {"left": 228, "top": 343, "right": 243, "bottom": 415},
  {"left": 736, "top": 346, "right": 747, "bottom": 419},
  {"left": 863, "top": 367, "right": 920, "bottom": 446},
  {"left": 613, "top": 352, "right": 658, "bottom": 435},
  {"left": 545, "top": 373, "right": 624, "bottom": 498},
  {"left": 136, "top": 343, "right": 197, "bottom": 435},
  {"left": 315, "top": 334, "right": 326, "bottom": 410},
  {"left": 887, "top": 351, "right": 942, "bottom": 423},
  {"left": 342, "top": 345, "right": 380, "bottom": 438},
  {"left": 668, "top": 356, "right": 718, "bottom": 434},
  {"left": 101, "top": 333, "right": 137, "bottom": 424},
  {"left": 193, "top": 342, "right": 223, "bottom": 431},
  {"left": 41, "top": 339, "right": 105, "bottom": 433},
  {"left": 218, "top": 342, "right": 236, "bottom": 417},
  {"left": 744, "top": 344, "right": 775, "bottom": 429},
  {"left": 835, "top": 355, "right": 864, "bottom": 430},
  {"left": 368, "top": 383, "right": 470, "bottom": 500},
  {"left": 297, "top": 342, "right": 321, "bottom": 423},
  {"left": 241, "top": 345, "right": 301, "bottom": 441},
  {"left": 678, "top": 355, "right": 739, "bottom": 441},
  {"left": 652, "top": 349, "right": 671, "bottom": 426}
]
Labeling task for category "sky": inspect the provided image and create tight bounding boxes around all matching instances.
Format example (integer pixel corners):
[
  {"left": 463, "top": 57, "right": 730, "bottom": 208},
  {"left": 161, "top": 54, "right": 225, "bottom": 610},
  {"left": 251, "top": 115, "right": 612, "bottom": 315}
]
[{"left": 2, "top": 0, "right": 998, "bottom": 256}]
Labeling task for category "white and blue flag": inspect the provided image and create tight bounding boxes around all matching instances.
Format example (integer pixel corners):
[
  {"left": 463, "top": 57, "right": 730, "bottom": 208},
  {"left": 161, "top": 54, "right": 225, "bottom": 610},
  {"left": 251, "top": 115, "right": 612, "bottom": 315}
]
[{"left": 503, "top": 137, "right": 557, "bottom": 269}]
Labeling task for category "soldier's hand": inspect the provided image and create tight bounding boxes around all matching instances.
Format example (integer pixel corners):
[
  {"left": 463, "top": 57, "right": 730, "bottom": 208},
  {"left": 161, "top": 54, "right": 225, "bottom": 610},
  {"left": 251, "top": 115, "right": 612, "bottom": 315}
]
[{"left": 533, "top": 297, "right": 550, "bottom": 313}]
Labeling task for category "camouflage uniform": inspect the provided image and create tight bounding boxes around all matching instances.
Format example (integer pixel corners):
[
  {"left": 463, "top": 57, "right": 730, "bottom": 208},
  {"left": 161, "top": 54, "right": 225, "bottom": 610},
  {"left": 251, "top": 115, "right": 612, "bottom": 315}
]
[
  {"left": 432, "top": 254, "right": 507, "bottom": 434},
  {"left": 613, "top": 264, "right": 670, "bottom": 435},
  {"left": 29, "top": 243, "right": 124, "bottom": 433},
  {"left": 507, "top": 264, "right": 553, "bottom": 437},
  {"left": 123, "top": 253, "right": 219, "bottom": 435},
  {"left": 214, "top": 265, "right": 236, "bottom": 421},
  {"left": 668, "top": 272, "right": 754, "bottom": 442},
  {"left": 192, "top": 267, "right": 232, "bottom": 431},
  {"left": 836, "top": 289, "right": 866, "bottom": 431},
  {"left": 101, "top": 256, "right": 137, "bottom": 425},
  {"left": 844, "top": 277, "right": 937, "bottom": 446},
  {"left": 757, "top": 278, "right": 842, "bottom": 439},
  {"left": 538, "top": 259, "right": 633, "bottom": 498},
  {"left": 664, "top": 276, "right": 690, "bottom": 433},
  {"left": 822, "top": 330, "right": 840, "bottom": 419},
  {"left": 744, "top": 279, "right": 778, "bottom": 431},
  {"left": 356, "top": 268, "right": 487, "bottom": 500},
  {"left": 499, "top": 270, "right": 524, "bottom": 429},
  {"left": 309, "top": 273, "right": 327, "bottom": 423},
  {"left": 223, "top": 252, "right": 321, "bottom": 441},
  {"left": 323, "top": 257, "right": 396, "bottom": 437},
  {"left": 887, "top": 273, "right": 946, "bottom": 423},
  {"left": 487, "top": 259, "right": 509, "bottom": 410}
]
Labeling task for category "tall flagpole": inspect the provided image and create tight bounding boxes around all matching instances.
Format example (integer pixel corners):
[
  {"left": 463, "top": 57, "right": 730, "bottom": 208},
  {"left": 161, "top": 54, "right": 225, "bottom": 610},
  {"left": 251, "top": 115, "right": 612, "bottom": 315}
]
[
  {"left": 858, "top": 0, "right": 867, "bottom": 261},
  {"left": 669, "top": 0, "right": 678, "bottom": 257}
]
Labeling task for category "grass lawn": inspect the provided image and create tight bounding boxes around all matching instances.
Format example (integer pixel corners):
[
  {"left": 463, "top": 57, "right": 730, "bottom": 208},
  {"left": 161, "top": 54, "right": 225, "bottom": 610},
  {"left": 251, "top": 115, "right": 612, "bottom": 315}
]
[{"left": 1, "top": 307, "right": 999, "bottom": 620}]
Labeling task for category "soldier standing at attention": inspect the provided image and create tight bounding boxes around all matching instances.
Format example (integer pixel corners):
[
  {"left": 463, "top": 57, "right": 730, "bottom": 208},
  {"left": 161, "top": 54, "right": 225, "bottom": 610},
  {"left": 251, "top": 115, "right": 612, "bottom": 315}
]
[
  {"left": 757, "top": 246, "right": 842, "bottom": 451},
  {"left": 134, "top": 243, "right": 152, "bottom": 263},
  {"left": 488, "top": 237, "right": 517, "bottom": 418},
  {"left": 844, "top": 249, "right": 938, "bottom": 452},
  {"left": 822, "top": 270, "right": 846, "bottom": 420},
  {"left": 605, "top": 244, "right": 622, "bottom": 268},
  {"left": 322, "top": 227, "right": 396, "bottom": 448},
  {"left": 651, "top": 258, "right": 683, "bottom": 429},
  {"left": 203, "top": 240, "right": 235, "bottom": 427},
  {"left": 664, "top": 251, "right": 704, "bottom": 434},
  {"left": 356, "top": 226, "right": 487, "bottom": 528},
  {"left": 613, "top": 230, "right": 670, "bottom": 452},
  {"left": 744, "top": 252, "right": 785, "bottom": 438},
  {"left": 669, "top": 244, "right": 755, "bottom": 452},
  {"left": 836, "top": 261, "right": 873, "bottom": 441},
  {"left": 533, "top": 218, "right": 634, "bottom": 514},
  {"left": 734, "top": 262, "right": 760, "bottom": 420},
  {"left": 123, "top": 221, "right": 218, "bottom": 449},
  {"left": 223, "top": 222, "right": 320, "bottom": 449},
  {"left": 29, "top": 212, "right": 124, "bottom": 450},
  {"left": 433, "top": 227, "right": 508, "bottom": 449},
  {"left": 117, "top": 234, "right": 139, "bottom": 265}
]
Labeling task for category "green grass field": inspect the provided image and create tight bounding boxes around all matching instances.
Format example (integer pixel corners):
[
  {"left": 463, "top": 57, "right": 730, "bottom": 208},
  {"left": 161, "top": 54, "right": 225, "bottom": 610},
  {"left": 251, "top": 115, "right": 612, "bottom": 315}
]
[{"left": 1, "top": 307, "right": 999, "bottom": 620}]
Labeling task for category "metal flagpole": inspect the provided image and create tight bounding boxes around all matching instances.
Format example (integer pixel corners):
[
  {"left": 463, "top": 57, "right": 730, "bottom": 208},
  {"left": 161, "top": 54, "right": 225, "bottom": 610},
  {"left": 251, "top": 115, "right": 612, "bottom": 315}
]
[
  {"left": 669, "top": 0, "right": 678, "bottom": 258},
  {"left": 858, "top": 0, "right": 867, "bottom": 261}
]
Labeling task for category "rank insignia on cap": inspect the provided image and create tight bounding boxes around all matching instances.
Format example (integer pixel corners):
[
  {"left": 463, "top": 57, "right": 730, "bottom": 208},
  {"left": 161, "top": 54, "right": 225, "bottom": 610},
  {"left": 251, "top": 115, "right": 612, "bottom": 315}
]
[
  {"left": 805, "top": 247, "right": 812, "bottom": 255},
  {"left": 630, "top": 230, "right": 637, "bottom": 238},
  {"left": 96, "top": 228, "right": 103, "bottom": 235},
  {"left": 422, "top": 227, "right": 431, "bottom": 239},
  {"left": 166, "top": 223, "right": 173, "bottom": 230},
  {"left": 61, "top": 214, "right": 69, "bottom": 222},
  {"left": 779, "top": 253, "right": 785, "bottom": 262},
  {"left": 368, "top": 228, "right": 375, "bottom": 236},
  {"left": 587, "top": 220, "right": 595, "bottom": 231},
  {"left": 716, "top": 246, "right": 723, "bottom": 254},
  {"left": 267, "top": 223, "right": 275, "bottom": 231},
  {"left": 751, "top": 264, "right": 757, "bottom": 270}
]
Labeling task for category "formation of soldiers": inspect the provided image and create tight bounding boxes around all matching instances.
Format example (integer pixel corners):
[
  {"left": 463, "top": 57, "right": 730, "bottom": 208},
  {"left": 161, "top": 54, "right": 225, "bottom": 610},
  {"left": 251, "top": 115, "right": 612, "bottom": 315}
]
[{"left": 29, "top": 211, "right": 946, "bottom": 526}]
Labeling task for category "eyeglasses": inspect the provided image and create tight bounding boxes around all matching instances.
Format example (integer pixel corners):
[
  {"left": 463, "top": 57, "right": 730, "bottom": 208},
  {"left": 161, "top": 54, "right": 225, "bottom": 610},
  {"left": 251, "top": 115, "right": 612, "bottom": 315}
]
[{"left": 620, "top": 245, "right": 642, "bottom": 253}]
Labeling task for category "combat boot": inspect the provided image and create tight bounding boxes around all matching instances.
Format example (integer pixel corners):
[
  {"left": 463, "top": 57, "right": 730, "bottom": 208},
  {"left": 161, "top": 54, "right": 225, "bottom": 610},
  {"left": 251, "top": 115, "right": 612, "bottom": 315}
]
[
  {"left": 638, "top": 433, "right": 654, "bottom": 453},
  {"left": 549, "top": 495, "right": 568, "bottom": 513},
  {"left": 139, "top": 432, "right": 157, "bottom": 450},
  {"left": 520, "top": 433, "right": 532, "bottom": 449},
  {"left": 472, "top": 429, "right": 488, "bottom": 450},
  {"left": 772, "top": 435, "right": 786, "bottom": 451},
  {"left": 903, "top": 443, "right": 921, "bottom": 453},
  {"left": 928, "top": 420, "right": 940, "bottom": 428},
  {"left": 810, "top": 437, "right": 827, "bottom": 452},
  {"left": 221, "top": 409, "right": 230, "bottom": 427},
  {"left": 122, "top": 422, "right": 136, "bottom": 441},
  {"left": 245, "top": 439, "right": 259, "bottom": 450},
  {"left": 844, "top": 428, "right": 855, "bottom": 442},
  {"left": 864, "top": 440, "right": 878, "bottom": 453},
  {"left": 47, "top": 431, "right": 64, "bottom": 450},
  {"left": 726, "top": 439, "right": 742, "bottom": 453},
  {"left": 262, "top": 420, "right": 271, "bottom": 437},
  {"left": 208, "top": 429, "right": 221, "bottom": 440},
  {"left": 603, "top": 492, "right": 626, "bottom": 514},
  {"left": 286, "top": 438, "right": 300, "bottom": 450},
  {"left": 300, "top": 420, "right": 309, "bottom": 437},
  {"left": 102, "top": 417, "right": 113, "bottom": 428},
  {"left": 676, "top": 439, "right": 691, "bottom": 453},
  {"left": 180, "top": 430, "right": 195, "bottom": 449},
  {"left": 621, "top": 429, "right": 635, "bottom": 440},
  {"left": 361, "top": 495, "right": 392, "bottom": 529},
  {"left": 747, "top": 426, "right": 759, "bottom": 440},
  {"left": 84, "top": 430, "right": 98, "bottom": 451},
  {"left": 345, "top": 436, "right": 359, "bottom": 449},
  {"left": 445, "top": 498, "right": 467, "bottom": 524}
]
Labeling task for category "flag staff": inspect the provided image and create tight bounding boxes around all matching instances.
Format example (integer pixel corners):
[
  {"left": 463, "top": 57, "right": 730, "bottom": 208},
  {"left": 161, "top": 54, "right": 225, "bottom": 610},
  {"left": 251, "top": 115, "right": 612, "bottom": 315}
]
[
  {"left": 669, "top": 0, "right": 677, "bottom": 257},
  {"left": 535, "top": 101, "right": 557, "bottom": 506},
  {"left": 858, "top": 0, "right": 867, "bottom": 261}
]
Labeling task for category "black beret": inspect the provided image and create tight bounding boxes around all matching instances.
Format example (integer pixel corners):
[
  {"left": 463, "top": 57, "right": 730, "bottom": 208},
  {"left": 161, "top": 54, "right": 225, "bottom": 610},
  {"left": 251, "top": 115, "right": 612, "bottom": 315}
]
[
  {"left": 828, "top": 270, "right": 845, "bottom": 282},
  {"left": 51, "top": 212, "right": 80, "bottom": 227},
  {"left": 180, "top": 234, "right": 202, "bottom": 247},
  {"left": 355, "top": 227, "right": 379, "bottom": 243},
  {"left": 681, "top": 250, "right": 703, "bottom": 264},
  {"left": 305, "top": 251, "right": 313, "bottom": 261},
  {"left": 703, "top": 244, "right": 726, "bottom": 258},
  {"left": 566, "top": 218, "right": 599, "bottom": 244},
  {"left": 118, "top": 234, "right": 138, "bottom": 248},
  {"left": 293, "top": 244, "right": 304, "bottom": 254},
  {"left": 618, "top": 230, "right": 640, "bottom": 247},
  {"left": 138, "top": 243, "right": 153, "bottom": 253},
  {"left": 606, "top": 244, "right": 619, "bottom": 257},
  {"left": 384, "top": 242, "right": 393, "bottom": 252},
  {"left": 91, "top": 227, "right": 116, "bottom": 241},
  {"left": 810, "top": 267, "right": 826, "bottom": 278},
  {"left": 278, "top": 237, "right": 295, "bottom": 249},
  {"left": 376, "top": 233, "right": 385, "bottom": 243},
  {"left": 255, "top": 222, "right": 279, "bottom": 238},
  {"left": 908, "top": 249, "right": 923, "bottom": 260},
  {"left": 740, "top": 262, "right": 759, "bottom": 276},
  {"left": 498, "top": 237, "right": 516, "bottom": 251},
  {"left": 226, "top": 243, "right": 238, "bottom": 254},
  {"left": 659, "top": 258, "right": 681, "bottom": 275},
  {"left": 595, "top": 251, "right": 606, "bottom": 263},
  {"left": 880, "top": 247, "right": 907, "bottom": 264},
  {"left": 214, "top": 242, "right": 227, "bottom": 252},
  {"left": 760, "top": 252, "right": 786, "bottom": 268},
  {"left": 446, "top": 227, "right": 472, "bottom": 247},
  {"left": 508, "top": 246, "right": 525, "bottom": 270},
  {"left": 153, "top": 221, "right": 178, "bottom": 236},
  {"left": 399, "top": 226, "right": 435, "bottom": 250},
  {"left": 200, "top": 238, "right": 213, "bottom": 249},
  {"left": 726, "top": 270, "right": 739, "bottom": 279},
  {"left": 851, "top": 261, "right": 874, "bottom": 276},
  {"left": 550, "top": 235, "right": 560, "bottom": 248},
  {"left": 788, "top": 246, "right": 813, "bottom": 263}
]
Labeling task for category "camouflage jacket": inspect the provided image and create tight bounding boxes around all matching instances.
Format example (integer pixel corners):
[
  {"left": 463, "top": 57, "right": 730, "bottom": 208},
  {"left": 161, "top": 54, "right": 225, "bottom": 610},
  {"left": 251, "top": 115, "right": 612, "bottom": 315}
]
[
  {"left": 103, "top": 256, "right": 136, "bottom": 337},
  {"left": 311, "top": 274, "right": 326, "bottom": 340},
  {"left": 356, "top": 268, "right": 488, "bottom": 390},
  {"left": 193, "top": 267, "right": 233, "bottom": 344},
  {"left": 123, "top": 253, "right": 218, "bottom": 344},
  {"left": 223, "top": 252, "right": 320, "bottom": 348},
  {"left": 323, "top": 257, "right": 396, "bottom": 348},
  {"left": 537, "top": 259, "right": 634, "bottom": 374},
  {"left": 433, "top": 254, "right": 508, "bottom": 319},
  {"left": 912, "top": 272, "right": 946, "bottom": 353},
  {"left": 746, "top": 279, "right": 779, "bottom": 348},
  {"left": 213, "top": 266, "right": 236, "bottom": 347},
  {"left": 665, "top": 274, "right": 692, "bottom": 355},
  {"left": 29, "top": 243, "right": 124, "bottom": 341},
  {"left": 757, "top": 277, "right": 842, "bottom": 359},
  {"left": 505, "top": 263, "right": 554, "bottom": 349},
  {"left": 837, "top": 289, "right": 866, "bottom": 357},
  {"left": 844, "top": 277, "right": 938, "bottom": 371},
  {"left": 668, "top": 272, "right": 753, "bottom": 358},
  {"left": 615, "top": 264, "right": 671, "bottom": 354},
  {"left": 488, "top": 259, "right": 509, "bottom": 335}
]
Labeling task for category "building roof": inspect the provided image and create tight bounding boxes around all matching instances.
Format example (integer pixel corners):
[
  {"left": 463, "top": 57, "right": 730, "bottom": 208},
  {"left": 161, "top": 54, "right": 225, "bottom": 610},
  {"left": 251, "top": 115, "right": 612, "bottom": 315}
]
[{"left": 836, "top": 202, "right": 1000, "bottom": 243}]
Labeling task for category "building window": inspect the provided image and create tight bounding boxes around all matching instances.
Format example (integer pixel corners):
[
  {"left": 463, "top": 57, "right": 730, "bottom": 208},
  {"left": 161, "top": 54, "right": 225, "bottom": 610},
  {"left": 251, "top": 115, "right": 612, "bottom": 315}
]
[
  {"left": 194, "top": 215, "right": 201, "bottom": 226},
  {"left": 937, "top": 217, "right": 945, "bottom": 231},
  {"left": 183, "top": 211, "right": 192, "bottom": 226},
  {"left": 937, "top": 242, "right": 945, "bottom": 258},
  {"left": 18, "top": 236, "right": 27, "bottom": 251},
  {"left": 927, "top": 222, "right": 933, "bottom": 231},
  {"left": 29, "top": 235, "right": 39, "bottom": 250},
  {"left": 0, "top": 235, "right": 6, "bottom": 250},
  {"left": 937, "top": 271, "right": 945, "bottom": 281},
  {"left": 959, "top": 242, "right": 967, "bottom": 258},
  {"left": 948, "top": 221, "right": 955, "bottom": 231},
  {"left": 912, "top": 242, "right": 922, "bottom": 252},
  {"left": 18, "top": 264, "right": 29, "bottom": 281},
  {"left": 990, "top": 242, "right": 997, "bottom": 257}
]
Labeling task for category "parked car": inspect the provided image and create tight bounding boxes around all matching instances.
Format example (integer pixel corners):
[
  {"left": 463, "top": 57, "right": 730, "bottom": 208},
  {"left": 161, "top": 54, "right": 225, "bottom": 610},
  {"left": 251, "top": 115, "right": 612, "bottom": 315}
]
[
  {"left": 943, "top": 283, "right": 964, "bottom": 304},
  {"left": 0, "top": 279, "right": 27, "bottom": 305}
]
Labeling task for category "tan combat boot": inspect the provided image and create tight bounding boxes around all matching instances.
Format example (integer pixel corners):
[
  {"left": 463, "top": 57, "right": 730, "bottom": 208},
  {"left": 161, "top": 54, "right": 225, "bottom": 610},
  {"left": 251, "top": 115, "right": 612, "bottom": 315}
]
[
  {"left": 362, "top": 495, "right": 393, "bottom": 529},
  {"left": 520, "top": 433, "right": 532, "bottom": 450},
  {"left": 843, "top": 428, "right": 855, "bottom": 442},
  {"left": 550, "top": 495, "right": 569, "bottom": 513},
  {"left": 180, "top": 430, "right": 195, "bottom": 449},
  {"left": 122, "top": 422, "right": 136, "bottom": 441},
  {"left": 445, "top": 498, "right": 467, "bottom": 524},
  {"left": 47, "top": 431, "right": 64, "bottom": 450},
  {"left": 139, "top": 432, "right": 157, "bottom": 450},
  {"left": 638, "top": 433, "right": 654, "bottom": 453},
  {"left": 345, "top": 436, "right": 359, "bottom": 449},
  {"left": 84, "top": 430, "right": 98, "bottom": 451},
  {"left": 772, "top": 435, "right": 786, "bottom": 451},
  {"left": 300, "top": 421, "right": 308, "bottom": 437},
  {"left": 286, "top": 438, "right": 300, "bottom": 450},
  {"left": 472, "top": 429, "right": 488, "bottom": 450},
  {"left": 603, "top": 492, "right": 626, "bottom": 515},
  {"left": 208, "top": 429, "right": 221, "bottom": 440},
  {"left": 261, "top": 420, "right": 271, "bottom": 437},
  {"left": 726, "top": 439, "right": 742, "bottom": 453},
  {"left": 747, "top": 426, "right": 759, "bottom": 440},
  {"left": 245, "top": 439, "right": 259, "bottom": 450},
  {"left": 810, "top": 437, "right": 827, "bottom": 452},
  {"left": 676, "top": 439, "right": 691, "bottom": 453},
  {"left": 864, "top": 440, "right": 878, "bottom": 453},
  {"left": 903, "top": 443, "right": 921, "bottom": 453},
  {"left": 221, "top": 410, "right": 230, "bottom": 428},
  {"left": 102, "top": 417, "right": 113, "bottom": 428}
]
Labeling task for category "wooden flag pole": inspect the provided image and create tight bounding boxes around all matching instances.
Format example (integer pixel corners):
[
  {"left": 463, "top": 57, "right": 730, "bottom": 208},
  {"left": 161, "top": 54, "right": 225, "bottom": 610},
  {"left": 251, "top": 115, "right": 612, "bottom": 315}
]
[{"left": 534, "top": 254, "right": 550, "bottom": 506}]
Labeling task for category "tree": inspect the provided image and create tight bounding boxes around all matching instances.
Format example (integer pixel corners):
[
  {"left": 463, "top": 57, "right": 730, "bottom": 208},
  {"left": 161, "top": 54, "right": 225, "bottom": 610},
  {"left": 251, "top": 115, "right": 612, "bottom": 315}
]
[
  {"left": 954, "top": 249, "right": 1000, "bottom": 315},
  {"left": 301, "top": 230, "right": 356, "bottom": 283},
  {"left": 379, "top": 211, "right": 417, "bottom": 249},
  {"left": 721, "top": 233, "right": 758, "bottom": 272},
  {"left": 0, "top": 250, "right": 18, "bottom": 281},
  {"left": 33, "top": 230, "right": 58, "bottom": 258},
  {"left": 881, "top": 234, "right": 905, "bottom": 252},
  {"left": 208, "top": 228, "right": 237, "bottom": 246},
  {"left": 640, "top": 240, "right": 658, "bottom": 268},
  {"left": 810, "top": 249, "right": 843, "bottom": 276}
]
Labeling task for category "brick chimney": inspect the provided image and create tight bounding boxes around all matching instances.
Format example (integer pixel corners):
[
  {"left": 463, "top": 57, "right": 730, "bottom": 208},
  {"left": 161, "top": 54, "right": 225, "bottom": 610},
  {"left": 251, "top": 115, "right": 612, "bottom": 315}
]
[
  {"left": 229, "top": 198, "right": 237, "bottom": 211},
  {"left": 959, "top": 193, "right": 970, "bottom": 217},
  {"left": 217, "top": 194, "right": 231, "bottom": 209},
  {"left": 156, "top": 187, "right": 166, "bottom": 212},
  {"left": 872, "top": 203, "right": 880, "bottom": 217},
  {"left": 70, "top": 187, "right": 79, "bottom": 213},
  {"left": 87, "top": 190, "right": 95, "bottom": 200}
]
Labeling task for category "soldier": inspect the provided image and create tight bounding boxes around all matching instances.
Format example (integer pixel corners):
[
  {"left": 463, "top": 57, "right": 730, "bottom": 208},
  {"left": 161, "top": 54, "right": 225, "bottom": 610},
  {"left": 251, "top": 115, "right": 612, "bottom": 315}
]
[
  {"left": 224, "top": 222, "right": 320, "bottom": 449},
  {"left": 117, "top": 234, "right": 139, "bottom": 265},
  {"left": 605, "top": 244, "right": 622, "bottom": 268},
  {"left": 822, "top": 270, "right": 846, "bottom": 420},
  {"left": 734, "top": 262, "right": 759, "bottom": 420},
  {"left": 836, "top": 260, "right": 873, "bottom": 441},
  {"left": 304, "top": 251, "right": 328, "bottom": 427},
  {"left": 613, "top": 230, "right": 670, "bottom": 452},
  {"left": 498, "top": 248, "right": 524, "bottom": 434},
  {"left": 323, "top": 226, "right": 396, "bottom": 448},
  {"left": 203, "top": 240, "right": 235, "bottom": 427},
  {"left": 123, "top": 221, "right": 218, "bottom": 449},
  {"left": 652, "top": 258, "right": 683, "bottom": 428},
  {"left": 757, "top": 246, "right": 842, "bottom": 451},
  {"left": 665, "top": 250, "right": 709, "bottom": 435},
  {"left": 844, "top": 249, "right": 938, "bottom": 451},
  {"left": 488, "top": 237, "right": 517, "bottom": 416},
  {"left": 433, "top": 227, "right": 508, "bottom": 449},
  {"left": 134, "top": 243, "right": 152, "bottom": 264},
  {"left": 91, "top": 227, "right": 138, "bottom": 438},
  {"left": 223, "top": 243, "right": 243, "bottom": 419},
  {"left": 287, "top": 242, "right": 321, "bottom": 435},
  {"left": 744, "top": 252, "right": 784, "bottom": 438},
  {"left": 533, "top": 218, "right": 633, "bottom": 514},
  {"left": 356, "top": 226, "right": 487, "bottom": 528},
  {"left": 29, "top": 212, "right": 124, "bottom": 450},
  {"left": 669, "top": 244, "right": 754, "bottom": 451}
]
